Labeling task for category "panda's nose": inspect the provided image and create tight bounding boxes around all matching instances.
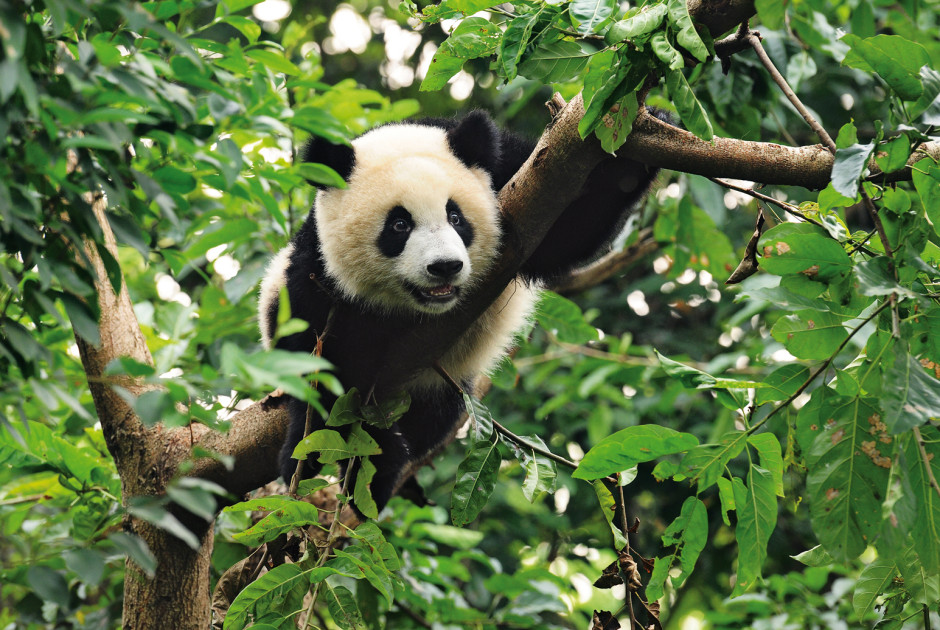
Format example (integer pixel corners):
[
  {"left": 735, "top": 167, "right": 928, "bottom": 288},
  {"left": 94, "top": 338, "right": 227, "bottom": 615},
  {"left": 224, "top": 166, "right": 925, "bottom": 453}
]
[{"left": 427, "top": 259, "right": 463, "bottom": 279}]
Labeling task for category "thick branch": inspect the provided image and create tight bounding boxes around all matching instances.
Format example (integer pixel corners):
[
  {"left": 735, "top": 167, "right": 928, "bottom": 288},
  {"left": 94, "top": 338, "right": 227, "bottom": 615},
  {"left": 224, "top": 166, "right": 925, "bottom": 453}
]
[
  {"left": 74, "top": 194, "right": 154, "bottom": 479},
  {"left": 621, "top": 113, "right": 940, "bottom": 189},
  {"left": 187, "top": 399, "right": 291, "bottom": 497}
]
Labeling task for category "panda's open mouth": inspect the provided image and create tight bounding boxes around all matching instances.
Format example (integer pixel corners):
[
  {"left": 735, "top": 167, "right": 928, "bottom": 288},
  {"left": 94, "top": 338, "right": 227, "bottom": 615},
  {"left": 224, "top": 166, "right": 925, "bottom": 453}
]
[{"left": 405, "top": 282, "right": 460, "bottom": 305}]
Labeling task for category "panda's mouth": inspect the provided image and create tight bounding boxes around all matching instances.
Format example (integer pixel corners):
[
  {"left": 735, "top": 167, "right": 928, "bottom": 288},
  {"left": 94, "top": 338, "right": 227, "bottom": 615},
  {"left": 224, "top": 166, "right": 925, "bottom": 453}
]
[{"left": 406, "top": 282, "right": 460, "bottom": 306}]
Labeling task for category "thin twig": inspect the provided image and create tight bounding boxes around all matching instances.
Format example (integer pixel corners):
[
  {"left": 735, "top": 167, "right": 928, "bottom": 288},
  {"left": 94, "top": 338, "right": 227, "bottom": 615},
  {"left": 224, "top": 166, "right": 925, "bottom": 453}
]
[
  {"left": 303, "top": 468, "right": 354, "bottom": 628},
  {"left": 747, "top": 32, "right": 837, "bottom": 152},
  {"left": 709, "top": 177, "right": 877, "bottom": 256},
  {"left": 615, "top": 477, "right": 637, "bottom": 630},
  {"left": 491, "top": 419, "right": 580, "bottom": 471},
  {"left": 913, "top": 427, "right": 940, "bottom": 500},
  {"left": 290, "top": 306, "right": 337, "bottom": 495}
]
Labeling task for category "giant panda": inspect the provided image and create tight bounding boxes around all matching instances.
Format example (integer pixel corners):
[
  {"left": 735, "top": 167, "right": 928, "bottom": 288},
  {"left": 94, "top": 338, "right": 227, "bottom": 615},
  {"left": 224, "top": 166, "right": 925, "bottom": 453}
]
[{"left": 258, "top": 110, "right": 661, "bottom": 514}]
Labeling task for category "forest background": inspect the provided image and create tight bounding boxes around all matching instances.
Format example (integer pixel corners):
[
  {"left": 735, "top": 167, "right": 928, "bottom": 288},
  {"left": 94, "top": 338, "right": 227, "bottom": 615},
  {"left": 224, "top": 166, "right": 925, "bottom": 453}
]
[{"left": 1, "top": 0, "right": 939, "bottom": 628}]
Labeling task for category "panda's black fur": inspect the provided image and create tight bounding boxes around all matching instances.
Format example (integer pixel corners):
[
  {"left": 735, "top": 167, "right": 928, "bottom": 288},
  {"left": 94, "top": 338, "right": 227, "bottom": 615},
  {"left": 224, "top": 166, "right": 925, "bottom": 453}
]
[{"left": 259, "top": 110, "right": 662, "bottom": 515}]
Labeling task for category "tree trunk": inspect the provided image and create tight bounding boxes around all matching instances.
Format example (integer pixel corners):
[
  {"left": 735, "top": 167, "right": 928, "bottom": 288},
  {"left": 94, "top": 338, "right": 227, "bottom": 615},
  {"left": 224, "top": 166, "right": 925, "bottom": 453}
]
[{"left": 121, "top": 523, "right": 214, "bottom": 629}]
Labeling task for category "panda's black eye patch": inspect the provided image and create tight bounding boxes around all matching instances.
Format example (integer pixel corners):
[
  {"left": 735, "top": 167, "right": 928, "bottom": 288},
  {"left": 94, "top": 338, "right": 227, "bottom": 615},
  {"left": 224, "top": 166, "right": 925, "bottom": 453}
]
[
  {"left": 378, "top": 205, "right": 413, "bottom": 257},
  {"left": 446, "top": 200, "right": 474, "bottom": 248}
]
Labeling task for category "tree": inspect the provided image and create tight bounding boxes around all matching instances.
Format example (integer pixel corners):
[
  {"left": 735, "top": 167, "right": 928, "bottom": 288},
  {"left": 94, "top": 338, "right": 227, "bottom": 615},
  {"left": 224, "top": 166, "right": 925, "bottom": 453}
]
[{"left": 1, "top": 0, "right": 939, "bottom": 628}]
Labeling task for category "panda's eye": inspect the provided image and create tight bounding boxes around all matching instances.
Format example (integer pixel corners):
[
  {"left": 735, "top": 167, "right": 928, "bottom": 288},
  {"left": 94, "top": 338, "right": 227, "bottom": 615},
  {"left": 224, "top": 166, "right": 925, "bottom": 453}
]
[
  {"left": 448, "top": 211, "right": 461, "bottom": 226},
  {"left": 392, "top": 218, "right": 411, "bottom": 233}
]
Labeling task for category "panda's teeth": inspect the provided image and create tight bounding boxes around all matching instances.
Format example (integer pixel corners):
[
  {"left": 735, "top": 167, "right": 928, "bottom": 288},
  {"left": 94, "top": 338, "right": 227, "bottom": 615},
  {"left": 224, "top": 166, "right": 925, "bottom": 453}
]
[{"left": 428, "top": 285, "right": 454, "bottom": 297}]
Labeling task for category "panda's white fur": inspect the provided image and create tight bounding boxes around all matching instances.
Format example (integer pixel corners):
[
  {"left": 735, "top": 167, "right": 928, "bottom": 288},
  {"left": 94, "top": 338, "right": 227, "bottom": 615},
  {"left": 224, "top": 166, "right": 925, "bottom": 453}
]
[
  {"left": 257, "top": 244, "right": 293, "bottom": 349},
  {"left": 259, "top": 110, "right": 663, "bottom": 514}
]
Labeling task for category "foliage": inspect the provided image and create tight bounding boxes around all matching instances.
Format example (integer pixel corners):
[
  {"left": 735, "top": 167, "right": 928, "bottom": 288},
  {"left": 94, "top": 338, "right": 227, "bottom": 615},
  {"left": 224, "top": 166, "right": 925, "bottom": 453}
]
[{"left": 1, "top": 0, "right": 940, "bottom": 627}]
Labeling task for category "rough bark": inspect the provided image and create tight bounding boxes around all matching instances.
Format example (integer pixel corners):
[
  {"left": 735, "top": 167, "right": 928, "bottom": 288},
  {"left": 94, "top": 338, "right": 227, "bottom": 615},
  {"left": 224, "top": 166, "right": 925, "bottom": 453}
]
[{"left": 75, "top": 194, "right": 214, "bottom": 628}]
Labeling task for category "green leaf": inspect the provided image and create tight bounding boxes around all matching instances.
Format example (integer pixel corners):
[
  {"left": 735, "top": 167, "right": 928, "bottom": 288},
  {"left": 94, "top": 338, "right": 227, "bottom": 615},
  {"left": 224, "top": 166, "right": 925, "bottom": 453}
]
[
  {"left": 791, "top": 545, "right": 834, "bottom": 567},
  {"left": 806, "top": 397, "right": 890, "bottom": 561},
  {"left": 126, "top": 498, "right": 201, "bottom": 550},
  {"left": 569, "top": 0, "right": 616, "bottom": 35},
  {"left": 658, "top": 352, "right": 763, "bottom": 393},
  {"left": 712, "top": 477, "right": 734, "bottom": 526},
  {"left": 913, "top": 162, "right": 940, "bottom": 237},
  {"left": 680, "top": 431, "right": 747, "bottom": 491},
  {"left": 832, "top": 141, "right": 875, "bottom": 198},
  {"left": 451, "top": 435, "right": 501, "bottom": 526},
  {"left": 902, "top": 426, "right": 940, "bottom": 575},
  {"left": 295, "top": 163, "right": 348, "bottom": 188},
  {"left": 360, "top": 390, "right": 411, "bottom": 429},
  {"left": 661, "top": 496, "right": 708, "bottom": 587},
  {"left": 225, "top": 564, "right": 347, "bottom": 629},
  {"left": 420, "top": 17, "right": 500, "bottom": 91},
  {"left": 232, "top": 499, "right": 323, "bottom": 546},
  {"left": 881, "top": 344, "right": 940, "bottom": 434},
  {"left": 897, "top": 540, "right": 940, "bottom": 605},
  {"left": 573, "top": 425, "right": 699, "bottom": 480},
  {"left": 592, "top": 479, "right": 627, "bottom": 548},
  {"left": 854, "top": 257, "right": 919, "bottom": 300},
  {"left": 842, "top": 34, "right": 931, "bottom": 101},
  {"left": 754, "top": 364, "right": 811, "bottom": 406},
  {"left": 184, "top": 218, "right": 257, "bottom": 259},
  {"left": 748, "top": 433, "right": 784, "bottom": 497},
  {"left": 595, "top": 92, "right": 639, "bottom": 153},
  {"left": 755, "top": 0, "right": 786, "bottom": 30},
  {"left": 853, "top": 559, "right": 897, "bottom": 619},
  {"left": 758, "top": 222, "right": 854, "bottom": 282},
  {"left": 666, "top": 0, "right": 708, "bottom": 62},
  {"left": 516, "top": 435, "right": 557, "bottom": 501},
  {"left": 323, "top": 584, "right": 363, "bottom": 630},
  {"left": 732, "top": 466, "right": 777, "bottom": 595},
  {"left": 535, "top": 292, "right": 598, "bottom": 344},
  {"left": 27, "top": 567, "right": 70, "bottom": 607},
  {"left": 604, "top": 4, "right": 666, "bottom": 44},
  {"left": 246, "top": 48, "right": 301, "bottom": 75},
  {"left": 420, "top": 52, "right": 466, "bottom": 91},
  {"left": 665, "top": 68, "right": 713, "bottom": 140},
  {"left": 518, "top": 39, "right": 597, "bottom": 83},
  {"left": 353, "top": 457, "right": 379, "bottom": 519},
  {"left": 64, "top": 549, "right": 106, "bottom": 586},
  {"left": 874, "top": 135, "right": 911, "bottom": 174},
  {"left": 770, "top": 310, "right": 846, "bottom": 360},
  {"left": 650, "top": 32, "right": 683, "bottom": 70},
  {"left": 412, "top": 523, "right": 485, "bottom": 549},
  {"left": 326, "top": 389, "right": 364, "bottom": 427},
  {"left": 293, "top": 427, "right": 382, "bottom": 464},
  {"left": 463, "top": 393, "right": 495, "bottom": 441},
  {"left": 497, "top": 11, "right": 540, "bottom": 81}
]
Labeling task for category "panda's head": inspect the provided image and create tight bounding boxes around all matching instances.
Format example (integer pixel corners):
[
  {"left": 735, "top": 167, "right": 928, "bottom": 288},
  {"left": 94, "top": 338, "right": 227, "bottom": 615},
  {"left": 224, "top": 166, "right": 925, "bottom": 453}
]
[{"left": 304, "top": 113, "right": 504, "bottom": 315}]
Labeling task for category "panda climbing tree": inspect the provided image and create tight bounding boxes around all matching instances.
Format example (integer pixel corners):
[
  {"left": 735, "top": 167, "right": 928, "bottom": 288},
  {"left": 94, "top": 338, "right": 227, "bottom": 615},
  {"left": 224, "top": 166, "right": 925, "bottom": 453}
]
[
  {"left": 7, "top": 0, "right": 940, "bottom": 628},
  {"left": 257, "top": 110, "right": 671, "bottom": 517}
]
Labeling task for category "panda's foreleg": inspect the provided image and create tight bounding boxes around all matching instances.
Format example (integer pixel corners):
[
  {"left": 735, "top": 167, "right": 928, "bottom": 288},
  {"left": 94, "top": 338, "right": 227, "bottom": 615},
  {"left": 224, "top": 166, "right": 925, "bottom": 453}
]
[
  {"left": 350, "top": 386, "right": 466, "bottom": 515},
  {"left": 519, "top": 152, "right": 660, "bottom": 282}
]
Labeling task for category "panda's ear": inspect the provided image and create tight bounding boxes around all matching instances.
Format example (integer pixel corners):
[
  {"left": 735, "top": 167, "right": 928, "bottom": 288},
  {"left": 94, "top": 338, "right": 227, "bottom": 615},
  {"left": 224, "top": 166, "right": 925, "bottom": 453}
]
[
  {"left": 300, "top": 136, "right": 356, "bottom": 189},
  {"left": 446, "top": 111, "right": 501, "bottom": 176}
]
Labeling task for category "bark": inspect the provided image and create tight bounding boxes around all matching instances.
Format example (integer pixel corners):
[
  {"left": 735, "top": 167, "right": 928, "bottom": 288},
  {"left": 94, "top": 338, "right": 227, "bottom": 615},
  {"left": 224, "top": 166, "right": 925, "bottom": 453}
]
[{"left": 75, "top": 194, "right": 214, "bottom": 628}]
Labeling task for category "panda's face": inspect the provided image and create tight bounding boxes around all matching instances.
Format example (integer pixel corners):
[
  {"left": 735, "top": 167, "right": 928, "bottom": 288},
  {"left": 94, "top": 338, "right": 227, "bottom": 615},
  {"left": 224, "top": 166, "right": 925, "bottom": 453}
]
[{"left": 314, "top": 125, "right": 501, "bottom": 315}]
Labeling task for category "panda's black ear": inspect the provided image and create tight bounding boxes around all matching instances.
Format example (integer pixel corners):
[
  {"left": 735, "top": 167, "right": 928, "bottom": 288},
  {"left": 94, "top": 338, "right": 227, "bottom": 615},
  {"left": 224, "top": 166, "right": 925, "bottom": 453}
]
[
  {"left": 446, "top": 111, "right": 501, "bottom": 176},
  {"left": 300, "top": 136, "right": 356, "bottom": 189}
]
